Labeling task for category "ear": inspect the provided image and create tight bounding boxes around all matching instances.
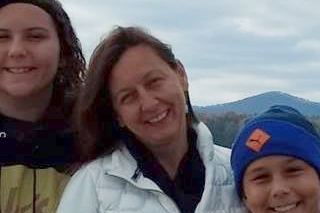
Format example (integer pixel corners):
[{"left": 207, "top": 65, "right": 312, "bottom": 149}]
[
  {"left": 175, "top": 60, "right": 188, "bottom": 92},
  {"left": 58, "top": 57, "right": 66, "bottom": 70},
  {"left": 242, "top": 195, "right": 252, "bottom": 213},
  {"left": 116, "top": 114, "right": 125, "bottom": 128},
  {"left": 112, "top": 107, "right": 125, "bottom": 128}
]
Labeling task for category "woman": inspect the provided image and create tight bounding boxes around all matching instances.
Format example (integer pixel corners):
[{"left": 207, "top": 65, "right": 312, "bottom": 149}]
[
  {"left": 0, "top": 0, "right": 86, "bottom": 213},
  {"left": 57, "top": 26, "right": 245, "bottom": 213},
  {"left": 231, "top": 105, "right": 320, "bottom": 213}
]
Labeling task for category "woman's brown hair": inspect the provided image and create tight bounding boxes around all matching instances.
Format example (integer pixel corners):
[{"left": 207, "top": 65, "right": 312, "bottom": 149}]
[{"left": 73, "top": 26, "right": 197, "bottom": 162}]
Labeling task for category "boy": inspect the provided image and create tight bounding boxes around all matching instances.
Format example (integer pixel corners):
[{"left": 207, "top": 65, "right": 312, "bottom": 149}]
[{"left": 231, "top": 105, "right": 320, "bottom": 213}]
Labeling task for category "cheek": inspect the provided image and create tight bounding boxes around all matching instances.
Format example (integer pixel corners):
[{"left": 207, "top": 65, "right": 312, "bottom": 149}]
[
  {"left": 303, "top": 181, "right": 320, "bottom": 207},
  {"left": 0, "top": 47, "right": 7, "bottom": 60},
  {"left": 48, "top": 43, "right": 60, "bottom": 68},
  {"left": 167, "top": 82, "right": 187, "bottom": 107},
  {"left": 293, "top": 173, "right": 320, "bottom": 196},
  {"left": 38, "top": 38, "right": 60, "bottom": 69},
  {"left": 243, "top": 184, "right": 268, "bottom": 211},
  {"left": 117, "top": 106, "right": 137, "bottom": 127},
  {"left": 305, "top": 187, "right": 320, "bottom": 213}
]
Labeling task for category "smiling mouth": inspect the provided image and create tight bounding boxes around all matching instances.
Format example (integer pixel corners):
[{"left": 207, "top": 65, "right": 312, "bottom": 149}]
[
  {"left": 3, "top": 67, "right": 35, "bottom": 74},
  {"left": 271, "top": 202, "right": 299, "bottom": 212},
  {"left": 147, "top": 110, "right": 168, "bottom": 123}
]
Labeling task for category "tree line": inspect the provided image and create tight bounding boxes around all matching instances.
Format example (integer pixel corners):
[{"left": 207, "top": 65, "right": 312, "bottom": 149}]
[{"left": 196, "top": 111, "right": 320, "bottom": 148}]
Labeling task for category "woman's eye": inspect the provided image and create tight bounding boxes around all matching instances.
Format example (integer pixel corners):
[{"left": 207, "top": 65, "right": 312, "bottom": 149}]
[
  {"left": 148, "top": 78, "right": 162, "bottom": 87},
  {"left": 120, "top": 93, "right": 135, "bottom": 104}
]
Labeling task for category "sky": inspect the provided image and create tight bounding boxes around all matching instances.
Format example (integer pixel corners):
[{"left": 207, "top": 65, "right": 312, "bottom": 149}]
[{"left": 61, "top": 0, "right": 320, "bottom": 106}]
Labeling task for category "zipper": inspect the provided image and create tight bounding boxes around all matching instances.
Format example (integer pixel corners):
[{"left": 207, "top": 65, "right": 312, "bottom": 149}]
[
  {"left": 106, "top": 170, "right": 181, "bottom": 213},
  {"left": 0, "top": 165, "right": 1, "bottom": 213},
  {"left": 33, "top": 169, "right": 36, "bottom": 213}
]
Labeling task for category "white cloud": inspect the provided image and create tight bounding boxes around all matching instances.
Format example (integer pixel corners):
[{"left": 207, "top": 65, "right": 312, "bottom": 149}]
[
  {"left": 189, "top": 73, "right": 290, "bottom": 105},
  {"left": 61, "top": 0, "right": 320, "bottom": 106},
  {"left": 295, "top": 40, "right": 320, "bottom": 53},
  {"left": 233, "top": 17, "right": 298, "bottom": 37}
]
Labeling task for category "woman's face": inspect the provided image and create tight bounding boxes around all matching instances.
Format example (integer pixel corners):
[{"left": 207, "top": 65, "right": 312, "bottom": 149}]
[
  {"left": 110, "top": 44, "right": 188, "bottom": 150},
  {"left": 0, "top": 3, "right": 60, "bottom": 99},
  {"left": 243, "top": 155, "right": 320, "bottom": 213}
]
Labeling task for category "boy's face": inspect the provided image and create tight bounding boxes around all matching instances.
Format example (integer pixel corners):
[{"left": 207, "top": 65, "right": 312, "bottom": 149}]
[{"left": 243, "top": 155, "right": 320, "bottom": 213}]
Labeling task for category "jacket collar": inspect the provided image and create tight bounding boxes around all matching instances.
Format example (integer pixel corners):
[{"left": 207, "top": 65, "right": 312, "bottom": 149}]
[
  {"left": 194, "top": 122, "right": 215, "bottom": 165},
  {"left": 101, "top": 122, "right": 215, "bottom": 191},
  {"left": 101, "top": 145, "right": 162, "bottom": 191}
]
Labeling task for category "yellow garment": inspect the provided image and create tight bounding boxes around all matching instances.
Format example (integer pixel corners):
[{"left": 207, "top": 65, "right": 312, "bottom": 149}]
[{"left": 1, "top": 165, "right": 70, "bottom": 213}]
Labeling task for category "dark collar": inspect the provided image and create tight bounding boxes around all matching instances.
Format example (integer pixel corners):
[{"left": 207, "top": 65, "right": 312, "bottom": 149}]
[
  {"left": 123, "top": 126, "right": 205, "bottom": 213},
  {"left": 0, "top": 113, "right": 73, "bottom": 169}
]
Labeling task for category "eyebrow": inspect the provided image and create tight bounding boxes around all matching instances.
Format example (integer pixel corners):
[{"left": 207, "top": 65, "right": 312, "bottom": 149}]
[
  {"left": 113, "top": 69, "right": 161, "bottom": 99},
  {"left": 246, "top": 158, "right": 300, "bottom": 174},
  {"left": 0, "top": 27, "right": 49, "bottom": 33},
  {"left": 26, "top": 27, "right": 50, "bottom": 32},
  {"left": 142, "top": 69, "right": 161, "bottom": 81},
  {"left": 246, "top": 167, "right": 266, "bottom": 175},
  {"left": 285, "top": 158, "right": 300, "bottom": 164}
]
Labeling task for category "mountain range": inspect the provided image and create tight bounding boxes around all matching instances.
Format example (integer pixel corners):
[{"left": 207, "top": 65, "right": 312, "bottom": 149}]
[{"left": 194, "top": 91, "right": 320, "bottom": 116}]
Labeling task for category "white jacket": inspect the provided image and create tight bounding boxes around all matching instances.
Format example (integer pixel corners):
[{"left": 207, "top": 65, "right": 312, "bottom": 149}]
[{"left": 57, "top": 122, "right": 247, "bottom": 213}]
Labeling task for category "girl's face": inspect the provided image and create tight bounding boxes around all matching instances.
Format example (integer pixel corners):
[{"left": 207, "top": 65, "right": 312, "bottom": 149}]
[
  {"left": 110, "top": 44, "right": 188, "bottom": 151},
  {"left": 0, "top": 3, "right": 60, "bottom": 100},
  {"left": 243, "top": 155, "right": 320, "bottom": 213}
]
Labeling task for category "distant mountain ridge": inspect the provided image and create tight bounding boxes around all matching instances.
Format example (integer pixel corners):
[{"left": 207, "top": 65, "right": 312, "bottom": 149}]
[{"left": 195, "top": 91, "right": 320, "bottom": 116}]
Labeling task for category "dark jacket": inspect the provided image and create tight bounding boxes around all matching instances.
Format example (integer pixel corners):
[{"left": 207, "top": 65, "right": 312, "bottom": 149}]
[{"left": 0, "top": 113, "right": 73, "bottom": 213}]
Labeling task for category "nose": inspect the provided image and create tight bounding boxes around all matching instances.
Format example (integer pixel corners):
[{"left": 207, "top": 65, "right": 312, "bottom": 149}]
[
  {"left": 270, "top": 176, "right": 290, "bottom": 198},
  {"left": 138, "top": 88, "right": 158, "bottom": 112},
  {"left": 8, "top": 38, "right": 27, "bottom": 58}
]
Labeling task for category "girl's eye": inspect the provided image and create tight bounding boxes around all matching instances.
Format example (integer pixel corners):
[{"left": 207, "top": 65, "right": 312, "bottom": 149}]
[{"left": 27, "top": 33, "right": 46, "bottom": 41}]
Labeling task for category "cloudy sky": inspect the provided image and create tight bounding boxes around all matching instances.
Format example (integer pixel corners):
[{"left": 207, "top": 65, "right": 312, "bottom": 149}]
[{"left": 61, "top": 0, "right": 320, "bottom": 106}]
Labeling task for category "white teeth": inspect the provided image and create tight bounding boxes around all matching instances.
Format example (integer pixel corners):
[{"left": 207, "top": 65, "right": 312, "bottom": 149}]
[
  {"left": 5, "top": 68, "right": 32, "bottom": 73},
  {"left": 148, "top": 111, "right": 168, "bottom": 123},
  {"left": 273, "top": 203, "right": 297, "bottom": 212}
]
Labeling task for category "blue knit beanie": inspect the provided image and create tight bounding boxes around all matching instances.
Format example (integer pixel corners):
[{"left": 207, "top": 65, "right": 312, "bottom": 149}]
[{"left": 230, "top": 105, "right": 320, "bottom": 198}]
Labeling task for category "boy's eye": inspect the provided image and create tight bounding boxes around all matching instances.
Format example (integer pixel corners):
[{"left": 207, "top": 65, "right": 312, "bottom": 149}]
[
  {"left": 0, "top": 34, "right": 9, "bottom": 41},
  {"left": 250, "top": 174, "right": 270, "bottom": 184},
  {"left": 286, "top": 166, "right": 304, "bottom": 175}
]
